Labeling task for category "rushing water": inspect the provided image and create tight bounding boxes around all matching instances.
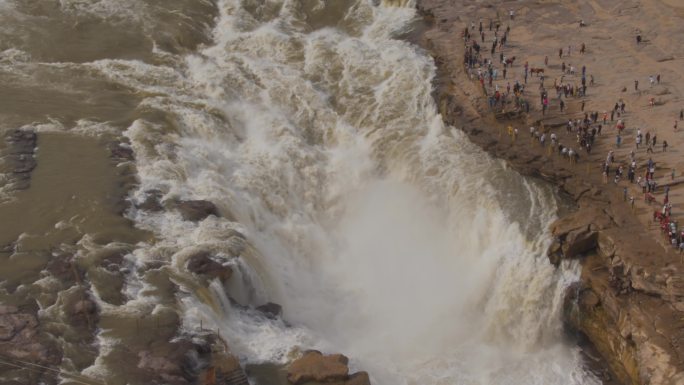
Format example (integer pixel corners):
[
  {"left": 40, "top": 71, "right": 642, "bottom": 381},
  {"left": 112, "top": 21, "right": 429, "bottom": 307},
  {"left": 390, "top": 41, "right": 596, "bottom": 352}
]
[{"left": 0, "top": 0, "right": 600, "bottom": 384}]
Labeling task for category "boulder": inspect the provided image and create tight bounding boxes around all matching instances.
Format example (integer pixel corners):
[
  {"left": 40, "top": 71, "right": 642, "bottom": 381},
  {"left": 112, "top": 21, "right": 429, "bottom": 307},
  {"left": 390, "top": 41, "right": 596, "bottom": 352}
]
[
  {"left": 546, "top": 238, "right": 563, "bottom": 266},
  {"left": 6, "top": 130, "right": 37, "bottom": 155},
  {"left": 136, "top": 189, "right": 164, "bottom": 212},
  {"left": 344, "top": 372, "right": 371, "bottom": 385},
  {"left": 562, "top": 228, "right": 598, "bottom": 259},
  {"left": 109, "top": 142, "right": 135, "bottom": 161},
  {"left": 171, "top": 200, "right": 220, "bottom": 222},
  {"left": 137, "top": 337, "right": 214, "bottom": 385},
  {"left": 186, "top": 251, "right": 232, "bottom": 283},
  {"left": 256, "top": 303, "right": 282, "bottom": 319},
  {"left": 3, "top": 129, "right": 37, "bottom": 190},
  {"left": 287, "top": 351, "right": 350, "bottom": 385}
]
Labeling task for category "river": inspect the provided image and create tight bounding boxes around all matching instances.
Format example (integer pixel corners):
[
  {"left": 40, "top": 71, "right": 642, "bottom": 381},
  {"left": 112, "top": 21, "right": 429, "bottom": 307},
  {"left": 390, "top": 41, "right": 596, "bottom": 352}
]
[{"left": 0, "top": 1, "right": 599, "bottom": 384}]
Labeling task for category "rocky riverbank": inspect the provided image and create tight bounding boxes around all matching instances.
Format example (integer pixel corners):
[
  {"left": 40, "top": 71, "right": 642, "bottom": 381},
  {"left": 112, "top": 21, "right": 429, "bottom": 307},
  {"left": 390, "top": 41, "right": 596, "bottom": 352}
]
[{"left": 415, "top": 0, "right": 684, "bottom": 384}]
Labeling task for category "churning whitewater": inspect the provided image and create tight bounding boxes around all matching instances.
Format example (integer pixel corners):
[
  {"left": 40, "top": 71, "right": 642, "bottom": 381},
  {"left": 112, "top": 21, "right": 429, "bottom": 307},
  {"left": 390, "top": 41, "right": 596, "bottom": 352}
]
[
  {"left": 1, "top": 0, "right": 601, "bottom": 384},
  {"left": 125, "top": 0, "right": 599, "bottom": 384}
]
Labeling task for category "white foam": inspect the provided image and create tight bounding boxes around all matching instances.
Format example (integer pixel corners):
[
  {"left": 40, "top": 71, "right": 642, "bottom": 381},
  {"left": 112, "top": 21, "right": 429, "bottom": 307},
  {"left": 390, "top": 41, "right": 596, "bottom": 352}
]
[{"left": 58, "top": 0, "right": 148, "bottom": 24}]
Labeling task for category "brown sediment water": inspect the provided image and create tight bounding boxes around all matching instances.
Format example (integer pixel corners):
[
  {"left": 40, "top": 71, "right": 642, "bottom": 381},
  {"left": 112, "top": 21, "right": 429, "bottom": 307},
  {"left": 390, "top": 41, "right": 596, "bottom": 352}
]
[
  {"left": 0, "top": 132, "right": 147, "bottom": 289},
  {"left": 0, "top": 131, "right": 153, "bottom": 384}
]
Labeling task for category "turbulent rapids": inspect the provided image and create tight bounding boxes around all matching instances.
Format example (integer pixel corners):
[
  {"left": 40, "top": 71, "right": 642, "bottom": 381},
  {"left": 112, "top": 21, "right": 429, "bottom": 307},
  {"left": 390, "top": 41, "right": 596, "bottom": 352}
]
[{"left": 0, "top": 0, "right": 600, "bottom": 384}]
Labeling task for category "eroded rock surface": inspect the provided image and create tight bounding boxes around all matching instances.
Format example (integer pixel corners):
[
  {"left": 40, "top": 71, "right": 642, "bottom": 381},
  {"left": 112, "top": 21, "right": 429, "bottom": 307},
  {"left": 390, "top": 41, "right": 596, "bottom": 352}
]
[
  {"left": 0, "top": 305, "right": 61, "bottom": 365},
  {"left": 286, "top": 351, "right": 370, "bottom": 385},
  {"left": 168, "top": 199, "right": 220, "bottom": 222},
  {"left": 186, "top": 250, "right": 233, "bottom": 283}
]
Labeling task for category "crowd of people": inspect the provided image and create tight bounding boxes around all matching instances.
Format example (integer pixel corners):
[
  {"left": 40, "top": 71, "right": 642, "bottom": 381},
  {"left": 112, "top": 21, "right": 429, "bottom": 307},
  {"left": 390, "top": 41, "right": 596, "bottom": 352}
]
[{"left": 461, "top": 12, "right": 684, "bottom": 253}]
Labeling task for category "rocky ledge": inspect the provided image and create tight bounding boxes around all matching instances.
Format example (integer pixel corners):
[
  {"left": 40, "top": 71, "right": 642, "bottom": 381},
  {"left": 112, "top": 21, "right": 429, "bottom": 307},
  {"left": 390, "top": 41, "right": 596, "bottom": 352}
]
[
  {"left": 415, "top": 1, "right": 684, "bottom": 384},
  {"left": 0, "top": 129, "right": 37, "bottom": 192}
]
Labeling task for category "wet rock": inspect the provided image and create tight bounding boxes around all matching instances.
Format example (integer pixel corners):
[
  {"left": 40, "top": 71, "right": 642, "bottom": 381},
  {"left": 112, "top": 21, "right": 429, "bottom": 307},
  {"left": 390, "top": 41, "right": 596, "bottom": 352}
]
[
  {"left": 109, "top": 142, "right": 135, "bottom": 161},
  {"left": 6, "top": 130, "right": 37, "bottom": 155},
  {"left": 97, "top": 249, "right": 127, "bottom": 272},
  {"left": 138, "top": 350, "right": 191, "bottom": 385},
  {"left": 169, "top": 200, "right": 220, "bottom": 222},
  {"left": 546, "top": 238, "right": 563, "bottom": 266},
  {"left": 72, "top": 299, "right": 97, "bottom": 317},
  {"left": 2, "top": 129, "right": 37, "bottom": 190},
  {"left": 561, "top": 282, "right": 639, "bottom": 385},
  {"left": 136, "top": 189, "right": 164, "bottom": 212},
  {"left": 287, "top": 351, "right": 349, "bottom": 385},
  {"left": 186, "top": 251, "right": 232, "bottom": 283},
  {"left": 562, "top": 228, "right": 598, "bottom": 259},
  {"left": 0, "top": 305, "right": 61, "bottom": 365},
  {"left": 343, "top": 372, "right": 371, "bottom": 385},
  {"left": 138, "top": 336, "right": 218, "bottom": 385},
  {"left": 45, "top": 253, "right": 79, "bottom": 283},
  {"left": 256, "top": 302, "right": 282, "bottom": 319}
]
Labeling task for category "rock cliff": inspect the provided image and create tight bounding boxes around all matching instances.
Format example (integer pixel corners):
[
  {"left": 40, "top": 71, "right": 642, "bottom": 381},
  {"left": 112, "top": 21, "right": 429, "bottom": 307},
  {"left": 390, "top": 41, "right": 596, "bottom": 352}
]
[{"left": 415, "top": 1, "right": 684, "bottom": 383}]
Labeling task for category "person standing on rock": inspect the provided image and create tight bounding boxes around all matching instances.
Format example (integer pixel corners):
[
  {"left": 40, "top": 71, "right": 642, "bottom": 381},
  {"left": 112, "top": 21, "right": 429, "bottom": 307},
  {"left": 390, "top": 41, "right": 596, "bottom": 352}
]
[
  {"left": 581, "top": 100, "right": 585, "bottom": 112},
  {"left": 635, "top": 79, "right": 639, "bottom": 91},
  {"left": 560, "top": 99, "right": 565, "bottom": 112},
  {"left": 559, "top": 48, "right": 563, "bottom": 59},
  {"left": 663, "top": 140, "right": 668, "bottom": 152}
]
